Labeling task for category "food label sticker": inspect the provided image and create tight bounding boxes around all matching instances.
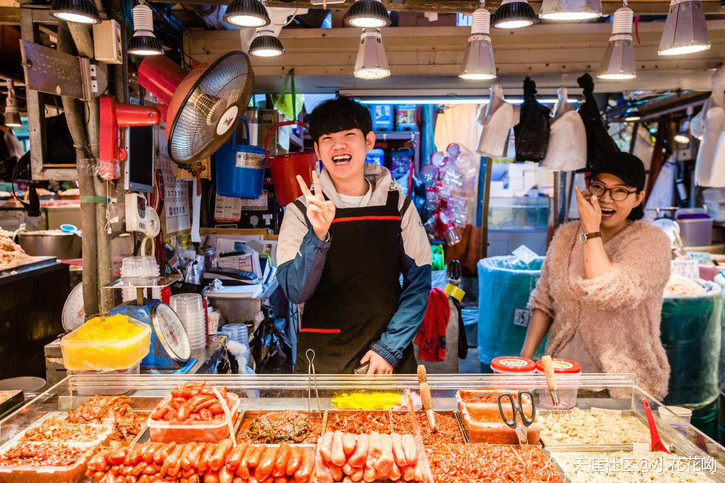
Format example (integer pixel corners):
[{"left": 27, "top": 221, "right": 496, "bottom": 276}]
[
  {"left": 499, "top": 358, "right": 529, "bottom": 368},
  {"left": 512, "top": 308, "right": 532, "bottom": 328},
  {"left": 236, "top": 151, "right": 265, "bottom": 170},
  {"left": 670, "top": 259, "right": 700, "bottom": 280},
  {"left": 214, "top": 193, "right": 243, "bottom": 222},
  {"left": 685, "top": 251, "right": 712, "bottom": 264},
  {"left": 512, "top": 245, "right": 537, "bottom": 265}
]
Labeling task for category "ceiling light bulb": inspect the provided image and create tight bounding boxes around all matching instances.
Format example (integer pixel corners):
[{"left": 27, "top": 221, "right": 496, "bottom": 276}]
[
  {"left": 492, "top": 0, "right": 537, "bottom": 29},
  {"left": 128, "top": 3, "right": 164, "bottom": 56},
  {"left": 459, "top": 8, "right": 496, "bottom": 80},
  {"left": 50, "top": 0, "right": 101, "bottom": 24},
  {"left": 224, "top": 0, "right": 271, "bottom": 28},
  {"left": 346, "top": 0, "right": 391, "bottom": 28},
  {"left": 658, "top": 0, "right": 710, "bottom": 56},
  {"left": 539, "top": 0, "right": 601, "bottom": 20},
  {"left": 249, "top": 29, "right": 285, "bottom": 57},
  {"left": 354, "top": 28, "right": 390, "bottom": 80},
  {"left": 674, "top": 131, "right": 690, "bottom": 144},
  {"left": 4, "top": 80, "right": 21, "bottom": 127},
  {"left": 597, "top": 7, "right": 636, "bottom": 80}
]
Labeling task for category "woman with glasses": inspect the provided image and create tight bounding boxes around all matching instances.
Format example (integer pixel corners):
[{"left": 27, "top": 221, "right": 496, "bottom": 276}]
[{"left": 521, "top": 152, "right": 671, "bottom": 399}]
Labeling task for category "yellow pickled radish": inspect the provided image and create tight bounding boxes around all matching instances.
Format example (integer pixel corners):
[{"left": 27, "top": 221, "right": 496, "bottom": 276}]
[{"left": 69, "top": 314, "right": 143, "bottom": 340}]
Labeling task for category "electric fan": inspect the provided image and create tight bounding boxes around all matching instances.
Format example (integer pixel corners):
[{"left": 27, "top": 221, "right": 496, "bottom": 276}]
[
  {"left": 100, "top": 52, "right": 254, "bottom": 178},
  {"left": 137, "top": 52, "right": 255, "bottom": 169}
]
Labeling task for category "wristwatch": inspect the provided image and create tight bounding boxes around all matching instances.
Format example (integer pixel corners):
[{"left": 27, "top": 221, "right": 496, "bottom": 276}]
[{"left": 579, "top": 231, "right": 603, "bottom": 243}]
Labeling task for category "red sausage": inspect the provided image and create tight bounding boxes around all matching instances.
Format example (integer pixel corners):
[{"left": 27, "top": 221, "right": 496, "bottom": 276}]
[
  {"left": 205, "top": 470, "right": 220, "bottom": 483},
  {"left": 315, "top": 458, "right": 334, "bottom": 483},
  {"left": 342, "top": 433, "right": 357, "bottom": 458},
  {"left": 108, "top": 448, "right": 127, "bottom": 465},
  {"left": 402, "top": 434, "right": 417, "bottom": 465},
  {"left": 330, "top": 464, "right": 344, "bottom": 481},
  {"left": 294, "top": 448, "right": 315, "bottom": 482},
  {"left": 226, "top": 443, "right": 247, "bottom": 471},
  {"left": 347, "top": 434, "right": 368, "bottom": 468},
  {"left": 391, "top": 433, "right": 408, "bottom": 467},
  {"left": 273, "top": 443, "right": 291, "bottom": 477},
  {"left": 186, "top": 443, "right": 206, "bottom": 470},
  {"left": 343, "top": 463, "right": 355, "bottom": 475},
  {"left": 247, "top": 445, "right": 265, "bottom": 469},
  {"left": 219, "top": 465, "right": 235, "bottom": 483},
  {"left": 285, "top": 446, "right": 302, "bottom": 475},
  {"left": 160, "top": 443, "right": 184, "bottom": 477},
  {"left": 331, "top": 431, "right": 346, "bottom": 467},
  {"left": 363, "top": 466, "right": 376, "bottom": 483},
  {"left": 180, "top": 443, "right": 198, "bottom": 471},
  {"left": 236, "top": 445, "right": 254, "bottom": 479},
  {"left": 254, "top": 447, "right": 277, "bottom": 481},
  {"left": 351, "top": 468, "right": 364, "bottom": 482},
  {"left": 319, "top": 431, "right": 334, "bottom": 463},
  {"left": 368, "top": 432, "right": 382, "bottom": 459},
  {"left": 210, "top": 439, "right": 234, "bottom": 471},
  {"left": 374, "top": 433, "right": 394, "bottom": 480},
  {"left": 153, "top": 442, "right": 176, "bottom": 464},
  {"left": 198, "top": 443, "right": 214, "bottom": 472}
]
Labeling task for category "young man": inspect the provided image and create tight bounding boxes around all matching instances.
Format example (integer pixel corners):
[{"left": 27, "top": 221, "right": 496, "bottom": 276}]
[{"left": 276, "top": 96, "right": 432, "bottom": 374}]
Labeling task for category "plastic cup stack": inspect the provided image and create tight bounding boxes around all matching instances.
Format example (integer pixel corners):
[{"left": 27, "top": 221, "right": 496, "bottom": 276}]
[
  {"left": 220, "top": 323, "right": 250, "bottom": 365},
  {"left": 170, "top": 294, "right": 206, "bottom": 351},
  {"left": 121, "top": 256, "right": 160, "bottom": 302}
]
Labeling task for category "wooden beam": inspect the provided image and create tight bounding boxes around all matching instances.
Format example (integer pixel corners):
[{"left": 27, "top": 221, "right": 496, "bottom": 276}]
[{"left": 185, "top": 20, "right": 725, "bottom": 93}]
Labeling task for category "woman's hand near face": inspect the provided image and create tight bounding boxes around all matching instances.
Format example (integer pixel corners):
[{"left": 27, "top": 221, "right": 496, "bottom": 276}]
[{"left": 576, "top": 186, "right": 602, "bottom": 233}]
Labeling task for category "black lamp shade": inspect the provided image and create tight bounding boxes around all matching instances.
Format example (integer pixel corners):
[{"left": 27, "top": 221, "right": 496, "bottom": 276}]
[
  {"left": 129, "top": 35, "right": 164, "bottom": 56},
  {"left": 224, "top": 0, "right": 271, "bottom": 27},
  {"left": 346, "top": 0, "right": 391, "bottom": 28},
  {"left": 250, "top": 34, "right": 285, "bottom": 57},
  {"left": 492, "top": 1, "right": 537, "bottom": 29},
  {"left": 50, "top": 0, "right": 101, "bottom": 24}
]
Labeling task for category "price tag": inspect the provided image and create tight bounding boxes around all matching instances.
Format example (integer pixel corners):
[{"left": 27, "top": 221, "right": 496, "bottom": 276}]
[
  {"left": 685, "top": 251, "right": 712, "bottom": 264},
  {"left": 512, "top": 245, "right": 537, "bottom": 265},
  {"left": 670, "top": 260, "right": 700, "bottom": 280}
]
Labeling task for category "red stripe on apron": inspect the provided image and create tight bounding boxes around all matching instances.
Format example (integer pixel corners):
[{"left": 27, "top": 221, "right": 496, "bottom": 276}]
[
  {"left": 300, "top": 328, "right": 341, "bottom": 334},
  {"left": 332, "top": 215, "right": 401, "bottom": 223}
]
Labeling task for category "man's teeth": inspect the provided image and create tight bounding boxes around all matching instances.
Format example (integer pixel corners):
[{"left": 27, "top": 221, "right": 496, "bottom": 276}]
[
  {"left": 602, "top": 209, "right": 615, "bottom": 215},
  {"left": 332, "top": 155, "right": 351, "bottom": 164}
]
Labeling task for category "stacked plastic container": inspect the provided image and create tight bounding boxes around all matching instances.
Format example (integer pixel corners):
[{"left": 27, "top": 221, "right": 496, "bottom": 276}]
[
  {"left": 120, "top": 256, "right": 161, "bottom": 302},
  {"left": 219, "top": 323, "right": 250, "bottom": 365},
  {"left": 170, "top": 294, "right": 206, "bottom": 351}
]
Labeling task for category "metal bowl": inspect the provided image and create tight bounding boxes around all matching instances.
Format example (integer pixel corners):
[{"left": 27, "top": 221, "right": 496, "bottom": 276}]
[{"left": 17, "top": 231, "right": 82, "bottom": 259}]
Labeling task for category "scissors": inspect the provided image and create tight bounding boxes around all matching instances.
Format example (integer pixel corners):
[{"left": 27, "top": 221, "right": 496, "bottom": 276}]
[{"left": 497, "top": 391, "right": 536, "bottom": 447}]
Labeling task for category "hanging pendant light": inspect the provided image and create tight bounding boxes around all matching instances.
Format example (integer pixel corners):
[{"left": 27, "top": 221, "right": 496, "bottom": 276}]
[
  {"left": 50, "top": 0, "right": 101, "bottom": 24},
  {"left": 354, "top": 28, "right": 390, "bottom": 80},
  {"left": 459, "top": 5, "right": 496, "bottom": 80},
  {"left": 250, "top": 28, "right": 285, "bottom": 57},
  {"left": 346, "top": 0, "right": 391, "bottom": 28},
  {"left": 4, "top": 80, "right": 21, "bottom": 127},
  {"left": 597, "top": 6, "right": 636, "bottom": 80},
  {"left": 128, "top": 2, "right": 164, "bottom": 56},
  {"left": 539, "top": 0, "right": 601, "bottom": 20},
  {"left": 492, "top": 0, "right": 537, "bottom": 29},
  {"left": 658, "top": 0, "right": 710, "bottom": 56},
  {"left": 224, "top": 0, "right": 270, "bottom": 28}
]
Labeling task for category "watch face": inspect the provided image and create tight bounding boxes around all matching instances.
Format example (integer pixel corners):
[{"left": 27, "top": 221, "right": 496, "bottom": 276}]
[{"left": 579, "top": 233, "right": 587, "bottom": 243}]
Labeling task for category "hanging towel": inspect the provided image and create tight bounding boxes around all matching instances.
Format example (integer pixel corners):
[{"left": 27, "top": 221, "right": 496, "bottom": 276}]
[
  {"left": 414, "top": 288, "right": 451, "bottom": 362},
  {"left": 577, "top": 74, "right": 619, "bottom": 167}
]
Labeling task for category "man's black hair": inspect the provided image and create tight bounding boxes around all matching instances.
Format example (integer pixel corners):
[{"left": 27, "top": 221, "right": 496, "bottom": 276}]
[{"left": 308, "top": 96, "right": 372, "bottom": 143}]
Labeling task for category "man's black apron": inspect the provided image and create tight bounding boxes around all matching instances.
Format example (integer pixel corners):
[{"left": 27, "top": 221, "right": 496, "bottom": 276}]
[{"left": 293, "top": 190, "right": 417, "bottom": 374}]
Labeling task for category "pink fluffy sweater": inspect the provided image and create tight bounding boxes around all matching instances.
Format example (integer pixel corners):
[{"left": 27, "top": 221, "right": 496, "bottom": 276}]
[{"left": 529, "top": 221, "right": 672, "bottom": 399}]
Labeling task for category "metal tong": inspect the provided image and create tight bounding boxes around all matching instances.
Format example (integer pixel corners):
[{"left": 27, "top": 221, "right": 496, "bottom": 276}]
[{"left": 306, "top": 349, "right": 321, "bottom": 413}]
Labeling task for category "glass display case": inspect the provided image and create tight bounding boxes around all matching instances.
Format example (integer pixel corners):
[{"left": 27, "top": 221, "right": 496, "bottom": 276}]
[{"left": 0, "top": 373, "right": 722, "bottom": 482}]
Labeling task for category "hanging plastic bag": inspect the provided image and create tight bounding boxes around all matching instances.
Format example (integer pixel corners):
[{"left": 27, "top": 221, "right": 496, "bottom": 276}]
[
  {"left": 577, "top": 73, "right": 620, "bottom": 167},
  {"left": 513, "top": 77, "right": 550, "bottom": 162},
  {"left": 272, "top": 69, "right": 304, "bottom": 120}
]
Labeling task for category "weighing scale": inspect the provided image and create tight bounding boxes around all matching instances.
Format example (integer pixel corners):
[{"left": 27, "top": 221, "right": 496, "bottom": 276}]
[
  {"left": 110, "top": 299, "right": 195, "bottom": 373},
  {"left": 104, "top": 275, "right": 196, "bottom": 373}
]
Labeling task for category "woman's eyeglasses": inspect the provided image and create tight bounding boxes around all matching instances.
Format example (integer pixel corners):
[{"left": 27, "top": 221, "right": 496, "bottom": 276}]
[{"left": 589, "top": 182, "right": 638, "bottom": 201}]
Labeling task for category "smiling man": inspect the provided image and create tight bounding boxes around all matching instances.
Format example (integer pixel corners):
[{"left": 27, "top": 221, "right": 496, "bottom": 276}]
[{"left": 276, "top": 96, "right": 432, "bottom": 374}]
